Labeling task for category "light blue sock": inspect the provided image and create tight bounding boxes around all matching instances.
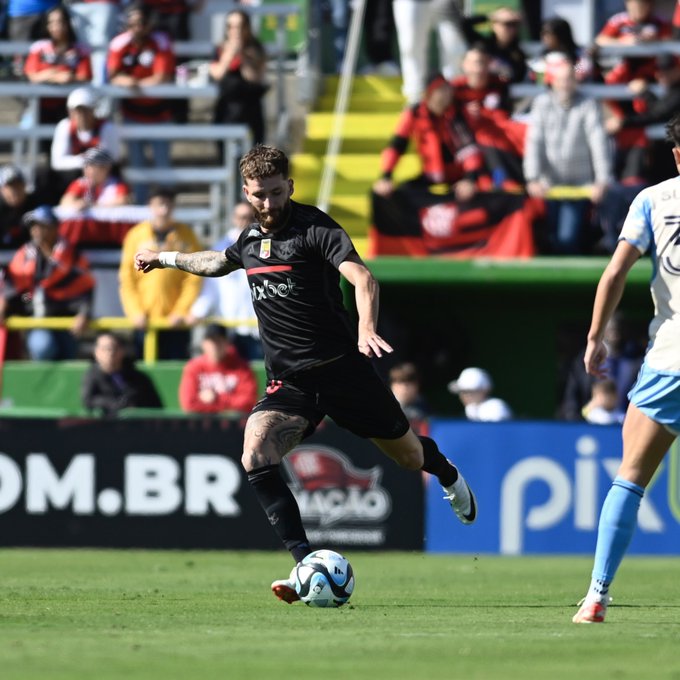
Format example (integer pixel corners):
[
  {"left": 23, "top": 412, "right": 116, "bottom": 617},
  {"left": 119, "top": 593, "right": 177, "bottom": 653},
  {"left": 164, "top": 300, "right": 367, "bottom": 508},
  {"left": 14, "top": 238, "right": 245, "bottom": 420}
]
[{"left": 587, "top": 476, "right": 644, "bottom": 599}]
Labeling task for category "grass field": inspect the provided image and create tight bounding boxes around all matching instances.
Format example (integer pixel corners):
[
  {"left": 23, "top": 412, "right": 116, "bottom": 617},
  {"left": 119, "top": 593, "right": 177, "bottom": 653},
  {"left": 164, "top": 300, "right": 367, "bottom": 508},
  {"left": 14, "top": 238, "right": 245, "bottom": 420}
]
[{"left": 1, "top": 550, "right": 679, "bottom": 680}]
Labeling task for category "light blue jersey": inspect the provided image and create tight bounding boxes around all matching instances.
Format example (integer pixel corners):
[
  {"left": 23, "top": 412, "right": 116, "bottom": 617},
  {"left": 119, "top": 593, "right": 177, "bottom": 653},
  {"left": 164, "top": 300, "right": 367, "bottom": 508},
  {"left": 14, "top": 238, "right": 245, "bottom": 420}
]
[{"left": 619, "top": 176, "right": 680, "bottom": 373}]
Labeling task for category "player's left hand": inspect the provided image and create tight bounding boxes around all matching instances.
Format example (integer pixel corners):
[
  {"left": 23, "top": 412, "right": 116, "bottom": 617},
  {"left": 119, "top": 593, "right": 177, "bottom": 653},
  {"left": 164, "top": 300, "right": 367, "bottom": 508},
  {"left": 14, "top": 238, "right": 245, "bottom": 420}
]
[
  {"left": 358, "top": 332, "right": 393, "bottom": 359},
  {"left": 584, "top": 338, "right": 608, "bottom": 378}
]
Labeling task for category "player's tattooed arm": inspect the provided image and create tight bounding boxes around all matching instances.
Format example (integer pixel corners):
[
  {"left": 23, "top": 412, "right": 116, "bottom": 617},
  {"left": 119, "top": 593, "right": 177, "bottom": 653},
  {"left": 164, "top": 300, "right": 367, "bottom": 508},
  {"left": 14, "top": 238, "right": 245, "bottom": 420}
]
[
  {"left": 242, "top": 411, "right": 309, "bottom": 470},
  {"left": 135, "top": 249, "right": 239, "bottom": 277},
  {"left": 175, "top": 251, "right": 239, "bottom": 277}
]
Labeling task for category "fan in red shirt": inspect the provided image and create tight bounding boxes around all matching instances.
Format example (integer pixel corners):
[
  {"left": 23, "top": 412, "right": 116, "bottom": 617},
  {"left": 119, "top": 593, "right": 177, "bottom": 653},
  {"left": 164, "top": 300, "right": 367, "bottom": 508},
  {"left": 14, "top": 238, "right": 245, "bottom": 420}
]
[
  {"left": 107, "top": 2, "right": 175, "bottom": 203},
  {"left": 598, "top": 0, "right": 671, "bottom": 188},
  {"left": 106, "top": 2, "right": 175, "bottom": 123},
  {"left": 373, "top": 74, "right": 484, "bottom": 203},
  {"left": 179, "top": 324, "right": 258, "bottom": 414},
  {"left": 24, "top": 6, "right": 92, "bottom": 123}
]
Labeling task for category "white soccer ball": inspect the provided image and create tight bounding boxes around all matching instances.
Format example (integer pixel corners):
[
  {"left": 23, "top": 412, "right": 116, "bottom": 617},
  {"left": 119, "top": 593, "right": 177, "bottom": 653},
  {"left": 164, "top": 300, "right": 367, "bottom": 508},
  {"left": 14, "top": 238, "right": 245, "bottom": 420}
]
[{"left": 294, "top": 549, "right": 355, "bottom": 608}]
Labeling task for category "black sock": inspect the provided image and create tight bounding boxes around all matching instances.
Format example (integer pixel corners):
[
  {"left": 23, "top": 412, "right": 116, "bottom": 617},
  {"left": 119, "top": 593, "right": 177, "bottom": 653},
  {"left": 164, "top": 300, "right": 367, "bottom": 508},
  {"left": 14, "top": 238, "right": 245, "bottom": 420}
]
[
  {"left": 247, "top": 464, "right": 312, "bottom": 563},
  {"left": 418, "top": 436, "right": 458, "bottom": 487}
]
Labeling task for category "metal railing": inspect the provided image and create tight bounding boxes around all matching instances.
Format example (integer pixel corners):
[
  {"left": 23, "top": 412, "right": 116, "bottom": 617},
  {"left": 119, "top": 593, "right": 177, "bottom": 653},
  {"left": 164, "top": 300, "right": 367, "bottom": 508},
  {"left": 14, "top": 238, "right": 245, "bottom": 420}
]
[{"left": 5, "top": 316, "right": 257, "bottom": 363}]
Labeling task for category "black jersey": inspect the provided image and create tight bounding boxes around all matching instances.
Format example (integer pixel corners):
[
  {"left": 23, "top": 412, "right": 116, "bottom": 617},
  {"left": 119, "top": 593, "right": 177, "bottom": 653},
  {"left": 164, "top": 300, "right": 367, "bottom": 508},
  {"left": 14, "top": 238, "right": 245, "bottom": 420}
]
[{"left": 224, "top": 201, "right": 359, "bottom": 378}]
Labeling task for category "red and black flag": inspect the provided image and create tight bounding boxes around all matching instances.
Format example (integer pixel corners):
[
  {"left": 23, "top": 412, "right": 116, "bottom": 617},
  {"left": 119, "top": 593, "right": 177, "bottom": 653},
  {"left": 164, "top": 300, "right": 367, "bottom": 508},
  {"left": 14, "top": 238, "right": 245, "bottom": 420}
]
[{"left": 369, "top": 180, "right": 542, "bottom": 258}]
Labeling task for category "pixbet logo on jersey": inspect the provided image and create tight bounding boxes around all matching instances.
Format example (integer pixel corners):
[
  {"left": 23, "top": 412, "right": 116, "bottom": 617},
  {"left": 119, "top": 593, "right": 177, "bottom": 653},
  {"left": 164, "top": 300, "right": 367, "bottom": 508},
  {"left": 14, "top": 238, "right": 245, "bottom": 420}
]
[
  {"left": 250, "top": 277, "right": 299, "bottom": 301},
  {"left": 283, "top": 446, "right": 392, "bottom": 546}
]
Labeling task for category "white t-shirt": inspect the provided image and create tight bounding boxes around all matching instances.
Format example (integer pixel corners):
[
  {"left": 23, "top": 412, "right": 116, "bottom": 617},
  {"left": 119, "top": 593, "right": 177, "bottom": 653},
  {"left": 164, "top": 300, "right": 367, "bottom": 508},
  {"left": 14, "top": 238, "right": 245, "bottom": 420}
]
[
  {"left": 619, "top": 176, "right": 680, "bottom": 372},
  {"left": 465, "top": 397, "right": 513, "bottom": 422},
  {"left": 50, "top": 117, "right": 121, "bottom": 171}
]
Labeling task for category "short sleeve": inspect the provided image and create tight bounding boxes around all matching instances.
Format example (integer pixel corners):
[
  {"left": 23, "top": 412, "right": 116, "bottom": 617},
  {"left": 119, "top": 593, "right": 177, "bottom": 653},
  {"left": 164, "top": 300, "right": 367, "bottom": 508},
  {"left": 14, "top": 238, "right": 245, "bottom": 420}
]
[
  {"left": 618, "top": 190, "right": 653, "bottom": 254},
  {"left": 224, "top": 240, "right": 243, "bottom": 268},
  {"left": 311, "top": 223, "right": 357, "bottom": 269}
]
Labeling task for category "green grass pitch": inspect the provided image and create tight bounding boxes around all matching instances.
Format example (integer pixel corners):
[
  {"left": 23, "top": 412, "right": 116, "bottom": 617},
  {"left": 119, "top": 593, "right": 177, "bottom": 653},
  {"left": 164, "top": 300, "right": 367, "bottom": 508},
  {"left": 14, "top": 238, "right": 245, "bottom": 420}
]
[{"left": 1, "top": 549, "right": 679, "bottom": 680}]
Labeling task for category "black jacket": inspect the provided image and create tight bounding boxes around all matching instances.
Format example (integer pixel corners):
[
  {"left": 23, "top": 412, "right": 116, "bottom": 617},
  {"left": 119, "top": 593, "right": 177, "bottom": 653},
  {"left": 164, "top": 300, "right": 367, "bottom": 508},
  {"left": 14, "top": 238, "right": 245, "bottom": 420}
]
[{"left": 81, "top": 360, "right": 163, "bottom": 416}]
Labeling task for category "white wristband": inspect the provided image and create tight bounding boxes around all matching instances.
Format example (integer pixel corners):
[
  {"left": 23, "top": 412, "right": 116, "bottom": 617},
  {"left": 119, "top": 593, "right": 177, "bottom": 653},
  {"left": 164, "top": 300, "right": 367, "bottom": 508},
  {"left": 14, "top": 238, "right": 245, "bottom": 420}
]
[{"left": 158, "top": 251, "right": 179, "bottom": 268}]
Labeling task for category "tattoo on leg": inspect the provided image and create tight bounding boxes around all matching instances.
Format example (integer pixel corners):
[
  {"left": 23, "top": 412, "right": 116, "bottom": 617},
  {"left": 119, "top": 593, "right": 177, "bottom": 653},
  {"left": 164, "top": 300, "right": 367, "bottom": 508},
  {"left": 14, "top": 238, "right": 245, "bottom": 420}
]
[{"left": 244, "top": 411, "right": 308, "bottom": 469}]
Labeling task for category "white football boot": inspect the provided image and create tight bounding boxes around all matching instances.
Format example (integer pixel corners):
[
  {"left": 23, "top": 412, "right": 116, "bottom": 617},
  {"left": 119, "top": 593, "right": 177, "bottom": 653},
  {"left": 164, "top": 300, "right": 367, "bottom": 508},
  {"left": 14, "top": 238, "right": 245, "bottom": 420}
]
[{"left": 442, "top": 471, "right": 477, "bottom": 524}]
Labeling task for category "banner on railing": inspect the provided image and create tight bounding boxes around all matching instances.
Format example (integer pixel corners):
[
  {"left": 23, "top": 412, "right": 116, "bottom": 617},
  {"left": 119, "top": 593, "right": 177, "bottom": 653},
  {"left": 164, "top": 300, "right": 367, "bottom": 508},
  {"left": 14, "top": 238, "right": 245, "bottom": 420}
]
[
  {"left": 368, "top": 182, "right": 541, "bottom": 258},
  {"left": 0, "top": 418, "right": 423, "bottom": 550},
  {"left": 426, "top": 420, "right": 680, "bottom": 555}
]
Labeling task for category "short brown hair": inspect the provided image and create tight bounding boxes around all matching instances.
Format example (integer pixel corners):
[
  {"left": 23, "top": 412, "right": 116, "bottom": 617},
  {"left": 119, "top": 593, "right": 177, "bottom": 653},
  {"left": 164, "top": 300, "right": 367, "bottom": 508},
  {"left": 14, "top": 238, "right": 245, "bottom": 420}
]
[
  {"left": 239, "top": 144, "right": 289, "bottom": 181},
  {"left": 389, "top": 362, "right": 420, "bottom": 384}
]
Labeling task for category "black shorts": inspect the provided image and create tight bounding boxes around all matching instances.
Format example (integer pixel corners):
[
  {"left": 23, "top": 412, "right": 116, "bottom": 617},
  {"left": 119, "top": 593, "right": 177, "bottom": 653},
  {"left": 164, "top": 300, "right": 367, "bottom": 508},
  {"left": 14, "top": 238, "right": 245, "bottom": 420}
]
[{"left": 252, "top": 352, "right": 410, "bottom": 440}]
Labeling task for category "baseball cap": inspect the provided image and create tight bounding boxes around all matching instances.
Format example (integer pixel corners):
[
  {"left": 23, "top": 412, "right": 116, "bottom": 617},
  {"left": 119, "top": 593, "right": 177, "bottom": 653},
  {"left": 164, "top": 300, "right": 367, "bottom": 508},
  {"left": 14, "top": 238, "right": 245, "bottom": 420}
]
[
  {"left": 0, "top": 164, "right": 24, "bottom": 187},
  {"left": 83, "top": 146, "right": 113, "bottom": 166},
  {"left": 83, "top": 146, "right": 113, "bottom": 165},
  {"left": 448, "top": 367, "right": 493, "bottom": 393},
  {"left": 204, "top": 323, "right": 228, "bottom": 341},
  {"left": 23, "top": 205, "right": 58, "bottom": 227},
  {"left": 67, "top": 86, "right": 98, "bottom": 110}
]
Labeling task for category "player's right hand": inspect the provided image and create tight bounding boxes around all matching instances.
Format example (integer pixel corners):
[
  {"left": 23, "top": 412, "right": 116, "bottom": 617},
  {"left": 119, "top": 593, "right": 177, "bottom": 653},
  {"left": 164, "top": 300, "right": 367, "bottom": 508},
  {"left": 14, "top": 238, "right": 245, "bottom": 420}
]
[
  {"left": 584, "top": 338, "right": 608, "bottom": 378},
  {"left": 135, "top": 249, "right": 162, "bottom": 273}
]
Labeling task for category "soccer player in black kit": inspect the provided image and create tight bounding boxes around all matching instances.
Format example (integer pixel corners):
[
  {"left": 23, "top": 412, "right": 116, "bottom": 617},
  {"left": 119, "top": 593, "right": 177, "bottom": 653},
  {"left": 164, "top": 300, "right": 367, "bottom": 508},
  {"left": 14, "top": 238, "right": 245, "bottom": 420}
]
[{"left": 135, "top": 145, "right": 477, "bottom": 603}]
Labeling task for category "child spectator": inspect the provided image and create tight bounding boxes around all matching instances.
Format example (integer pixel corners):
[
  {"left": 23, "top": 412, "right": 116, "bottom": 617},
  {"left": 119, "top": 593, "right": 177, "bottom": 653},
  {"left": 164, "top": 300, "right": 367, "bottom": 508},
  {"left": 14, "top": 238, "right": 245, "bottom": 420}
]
[
  {"left": 582, "top": 379, "right": 626, "bottom": 425},
  {"left": 389, "top": 361, "right": 430, "bottom": 433},
  {"left": 82, "top": 331, "right": 163, "bottom": 416},
  {"left": 178, "top": 323, "right": 258, "bottom": 414},
  {"left": 59, "top": 147, "right": 130, "bottom": 211},
  {"left": 448, "top": 366, "right": 512, "bottom": 422}
]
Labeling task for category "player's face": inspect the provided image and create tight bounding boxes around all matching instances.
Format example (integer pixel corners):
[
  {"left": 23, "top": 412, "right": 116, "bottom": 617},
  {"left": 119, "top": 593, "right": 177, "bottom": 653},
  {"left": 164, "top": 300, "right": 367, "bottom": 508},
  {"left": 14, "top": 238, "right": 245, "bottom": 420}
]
[{"left": 243, "top": 174, "right": 294, "bottom": 233}]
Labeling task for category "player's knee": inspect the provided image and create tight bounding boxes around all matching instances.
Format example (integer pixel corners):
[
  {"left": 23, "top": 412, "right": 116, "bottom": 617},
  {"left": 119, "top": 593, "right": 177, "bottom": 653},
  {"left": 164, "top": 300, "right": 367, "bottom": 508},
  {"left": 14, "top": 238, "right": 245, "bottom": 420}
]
[{"left": 241, "top": 447, "right": 277, "bottom": 472}]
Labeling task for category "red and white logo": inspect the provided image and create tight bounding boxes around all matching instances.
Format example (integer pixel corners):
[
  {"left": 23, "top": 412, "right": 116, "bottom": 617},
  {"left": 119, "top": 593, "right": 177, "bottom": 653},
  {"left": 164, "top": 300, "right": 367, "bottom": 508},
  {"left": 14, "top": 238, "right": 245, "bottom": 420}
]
[{"left": 283, "top": 446, "right": 391, "bottom": 527}]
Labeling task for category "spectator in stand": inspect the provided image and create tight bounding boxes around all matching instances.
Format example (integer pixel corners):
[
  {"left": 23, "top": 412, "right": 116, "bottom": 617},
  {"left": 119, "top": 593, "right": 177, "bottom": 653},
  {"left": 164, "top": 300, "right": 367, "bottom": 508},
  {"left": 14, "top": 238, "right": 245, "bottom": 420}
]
[
  {"left": 68, "top": 0, "right": 121, "bottom": 84},
  {"left": 178, "top": 323, "right": 258, "bottom": 415},
  {"left": 674, "top": 0, "right": 680, "bottom": 38},
  {"left": 528, "top": 16, "right": 600, "bottom": 84},
  {"left": 582, "top": 378, "right": 626, "bottom": 425},
  {"left": 452, "top": 43, "right": 513, "bottom": 122},
  {"left": 186, "top": 201, "right": 262, "bottom": 361},
  {"left": 210, "top": 9, "right": 268, "bottom": 147},
  {"left": 392, "top": 0, "right": 467, "bottom": 104},
  {"left": 0, "top": 206, "right": 94, "bottom": 360},
  {"left": 448, "top": 366, "right": 512, "bottom": 422},
  {"left": 524, "top": 61, "right": 612, "bottom": 254},
  {"left": 50, "top": 87, "right": 121, "bottom": 200},
  {"left": 601, "top": 54, "right": 680, "bottom": 249},
  {"left": 82, "top": 331, "right": 163, "bottom": 416},
  {"left": 144, "top": 0, "right": 205, "bottom": 124},
  {"left": 373, "top": 73, "right": 483, "bottom": 202},
  {"left": 559, "top": 314, "right": 643, "bottom": 421},
  {"left": 119, "top": 187, "right": 202, "bottom": 360},
  {"left": 59, "top": 146, "right": 130, "bottom": 211},
  {"left": 389, "top": 362, "right": 430, "bottom": 433},
  {"left": 361, "top": 0, "right": 399, "bottom": 75},
  {"left": 7, "top": 0, "right": 58, "bottom": 40},
  {"left": 0, "top": 165, "right": 41, "bottom": 248},
  {"left": 461, "top": 6, "right": 528, "bottom": 84},
  {"left": 107, "top": 3, "right": 176, "bottom": 203},
  {"left": 597, "top": 0, "right": 671, "bottom": 197},
  {"left": 23, "top": 6, "right": 92, "bottom": 124}
]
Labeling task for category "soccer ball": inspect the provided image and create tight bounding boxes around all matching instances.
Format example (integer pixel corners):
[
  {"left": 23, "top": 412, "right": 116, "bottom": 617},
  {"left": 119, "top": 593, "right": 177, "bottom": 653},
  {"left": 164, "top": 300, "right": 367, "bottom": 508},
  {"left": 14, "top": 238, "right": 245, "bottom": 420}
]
[{"left": 294, "top": 549, "right": 354, "bottom": 608}]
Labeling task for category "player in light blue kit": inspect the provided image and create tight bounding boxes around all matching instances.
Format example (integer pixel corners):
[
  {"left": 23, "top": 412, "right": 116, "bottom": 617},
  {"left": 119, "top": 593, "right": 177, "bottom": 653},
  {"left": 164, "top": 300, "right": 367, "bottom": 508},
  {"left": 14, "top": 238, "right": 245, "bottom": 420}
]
[{"left": 573, "top": 113, "right": 680, "bottom": 623}]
